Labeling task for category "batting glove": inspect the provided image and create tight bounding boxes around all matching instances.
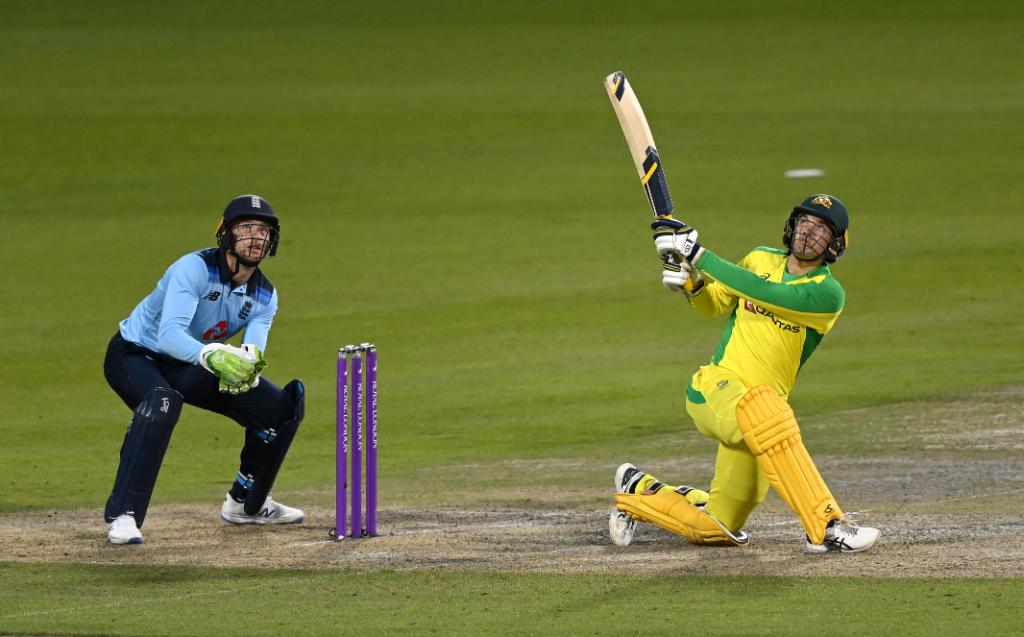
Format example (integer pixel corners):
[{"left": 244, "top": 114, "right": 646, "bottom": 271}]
[
  {"left": 652, "top": 218, "right": 704, "bottom": 263},
  {"left": 661, "top": 258, "right": 691, "bottom": 292}
]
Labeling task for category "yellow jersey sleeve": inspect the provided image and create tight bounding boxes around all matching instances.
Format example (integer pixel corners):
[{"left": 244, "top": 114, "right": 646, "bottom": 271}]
[
  {"left": 688, "top": 272, "right": 738, "bottom": 317},
  {"left": 688, "top": 251, "right": 759, "bottom": 317}
]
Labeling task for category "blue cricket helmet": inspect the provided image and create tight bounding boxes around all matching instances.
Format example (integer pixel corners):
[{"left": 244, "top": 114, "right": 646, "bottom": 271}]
[{"left": 216, "top": 194, "right": 281, "bottom": 256}]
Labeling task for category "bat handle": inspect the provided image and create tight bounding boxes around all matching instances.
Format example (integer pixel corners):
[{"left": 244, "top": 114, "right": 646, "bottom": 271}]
[{"left": 662, "top": 253, "right": 696, "bottom": 292}]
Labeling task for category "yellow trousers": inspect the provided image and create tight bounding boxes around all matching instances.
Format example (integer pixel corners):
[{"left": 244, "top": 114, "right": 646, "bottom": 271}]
[{"left": 685, "top": 365, "right": 771, "bottom": 534}]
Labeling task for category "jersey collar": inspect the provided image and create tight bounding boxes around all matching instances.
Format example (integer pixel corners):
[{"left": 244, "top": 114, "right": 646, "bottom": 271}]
[{"left": 216, "top": 247, "right": 263, "bottom": 291}]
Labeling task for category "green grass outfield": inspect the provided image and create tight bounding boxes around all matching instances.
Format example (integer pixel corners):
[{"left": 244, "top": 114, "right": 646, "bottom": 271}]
[
  {"left": 1, "top": 1, "right": 1022, "bottom": 635},
  {"left": 2, "top": 563, "right": 1022, "bottom": 637}
]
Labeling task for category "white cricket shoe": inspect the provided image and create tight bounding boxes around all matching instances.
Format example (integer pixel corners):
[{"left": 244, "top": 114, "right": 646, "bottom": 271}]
[
  {"left": 615, "top": 462, "right": 645, "bottom": 495},
  {"left": 108, "top": 513, "right": 143, "bottom": 545},
  {"left": 805, "top": 516, "right": 880, "bottom": 554},
  {"left": 609, "top": 463, "right": 644, "bottom": 546},
  {"left": 609, "top": 509, "right": 636, "bottom": 546},
  {"left": 220, "top": 494, "right": 305, "bottom": 525}
]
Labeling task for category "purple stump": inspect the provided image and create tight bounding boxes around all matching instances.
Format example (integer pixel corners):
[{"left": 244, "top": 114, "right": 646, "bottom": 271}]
[
  {"left": 350, "top": 350, "right": 363, "bottom": 537},
  {"left": 334, "top": 348, "right": 349, "bottom": 541},
  {"left": 365, "top": 345, "right": 378, "bottom": 536}
]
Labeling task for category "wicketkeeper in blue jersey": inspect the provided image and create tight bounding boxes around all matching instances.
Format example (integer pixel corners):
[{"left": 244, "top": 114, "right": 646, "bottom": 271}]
[{"left": 102, "top": 195, "right": 305, "bottom": 545}]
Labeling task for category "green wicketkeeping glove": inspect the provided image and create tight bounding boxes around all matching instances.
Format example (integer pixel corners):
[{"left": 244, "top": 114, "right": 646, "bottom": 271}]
[
  {"left": 240, "top": 344, "right": 268, "bottom": 390},
  {"left": 219, "top": 378, "right": 250, "bottom": 395},
  {"left": 199, "top": 344, "right": 256, "bottom": 387}
]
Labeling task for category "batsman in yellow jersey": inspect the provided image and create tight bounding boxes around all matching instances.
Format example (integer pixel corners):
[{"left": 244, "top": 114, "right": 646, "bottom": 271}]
[{"left": 611, "top": 194, "right": 880, "bottom": 553}]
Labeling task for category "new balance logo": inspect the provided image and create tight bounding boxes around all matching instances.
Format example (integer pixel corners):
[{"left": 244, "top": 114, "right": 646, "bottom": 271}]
[{"left": 202, "top": 291, "right": 221, "bottom": 301}]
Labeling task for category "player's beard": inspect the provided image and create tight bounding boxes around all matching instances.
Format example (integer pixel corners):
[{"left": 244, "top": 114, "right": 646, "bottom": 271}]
[{"left": 232, "top": 237, "right": 271, "bottom": 268}]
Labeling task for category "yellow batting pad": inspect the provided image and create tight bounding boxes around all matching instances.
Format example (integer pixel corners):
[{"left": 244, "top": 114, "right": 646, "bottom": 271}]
[
  {"left": 736, "top": 385, "right": 842, "bottom": 544},
  {"left": 614, "top": 489, "right": 747, "bottom": 546}
]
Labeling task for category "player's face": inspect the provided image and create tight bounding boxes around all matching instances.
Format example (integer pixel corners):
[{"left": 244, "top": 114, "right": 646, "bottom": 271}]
[
  {"left": 791, "top": 214, "right": 834, "bottom": 261},
  {"left": 231, "top": 220, "right": 274, "bottom": 261}
]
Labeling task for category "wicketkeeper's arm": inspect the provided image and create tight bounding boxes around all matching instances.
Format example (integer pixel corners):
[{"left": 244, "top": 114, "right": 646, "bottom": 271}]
[
  {"left": 157, "top": 255, "right": 212, "bottom": 364},
  {"left": 239, "top": 287, "right": 277, "bottom": 352}
]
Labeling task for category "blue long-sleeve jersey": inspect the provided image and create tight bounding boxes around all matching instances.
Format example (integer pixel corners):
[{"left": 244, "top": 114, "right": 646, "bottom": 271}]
[{"left": 119, "top": 248, "right": 278, "bottom": 364}]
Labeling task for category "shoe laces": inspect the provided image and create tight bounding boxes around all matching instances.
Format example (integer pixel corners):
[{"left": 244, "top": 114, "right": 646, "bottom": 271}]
[{"left": 831, "top": 511, "right": 870, "bottom": 537}]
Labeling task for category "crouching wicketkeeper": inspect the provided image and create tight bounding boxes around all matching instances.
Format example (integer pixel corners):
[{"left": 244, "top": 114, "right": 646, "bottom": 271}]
[{"left": 102, "top": 195, "right": 305, "bottom": 545}]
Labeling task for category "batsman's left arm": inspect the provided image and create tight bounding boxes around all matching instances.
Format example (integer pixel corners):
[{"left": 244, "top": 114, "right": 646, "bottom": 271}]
[{"left": 695, "top": 250, "right": 845, "bottom": 333}]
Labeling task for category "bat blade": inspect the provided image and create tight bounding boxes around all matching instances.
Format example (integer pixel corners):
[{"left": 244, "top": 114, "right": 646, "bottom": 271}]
[
  {"left": 604, "top": 71, "right": 677, "bottom": 220},
  {"left": 605, "top": 71, "right": 695, "bottom": 291}
]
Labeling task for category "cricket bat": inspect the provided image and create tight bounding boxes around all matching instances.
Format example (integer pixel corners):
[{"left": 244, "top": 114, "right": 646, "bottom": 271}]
[{"left": 604, "top": 71, "right": 693, "bottom": 290}]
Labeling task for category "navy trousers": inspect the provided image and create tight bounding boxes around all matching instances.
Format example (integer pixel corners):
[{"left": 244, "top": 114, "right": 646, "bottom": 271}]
[{"left": 102, "top": 333, "right": 294, "bottom": 524}]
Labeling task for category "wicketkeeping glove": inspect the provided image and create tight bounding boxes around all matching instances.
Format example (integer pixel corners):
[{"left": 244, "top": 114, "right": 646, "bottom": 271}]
[
  {"left": 240, "top": 344, "right": 268, "bottom": 391},
  {"left": 652, "top": 218, "right": 704, "bottom": 263},
  {"left": 219, "top": 378, "right": 249, "bottom": 395},
  {"left": 199, "top": 343, "right": 256, "bottom": 389}
]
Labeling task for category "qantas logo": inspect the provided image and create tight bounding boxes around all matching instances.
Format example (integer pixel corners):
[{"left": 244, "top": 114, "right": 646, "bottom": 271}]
[{"left": 743, "top": 300, "right": 802, "bottom": 333}]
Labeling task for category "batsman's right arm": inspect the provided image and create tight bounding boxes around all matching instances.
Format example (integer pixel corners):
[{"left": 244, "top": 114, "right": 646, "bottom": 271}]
[{"left": 687, "top": 273, "right": 738, "bottom": 317}]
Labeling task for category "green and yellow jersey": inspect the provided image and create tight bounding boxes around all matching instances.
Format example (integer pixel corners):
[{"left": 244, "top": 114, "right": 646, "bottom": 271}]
[{"left": 689, "top": 247, "right": 845, "bottom": 399}]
